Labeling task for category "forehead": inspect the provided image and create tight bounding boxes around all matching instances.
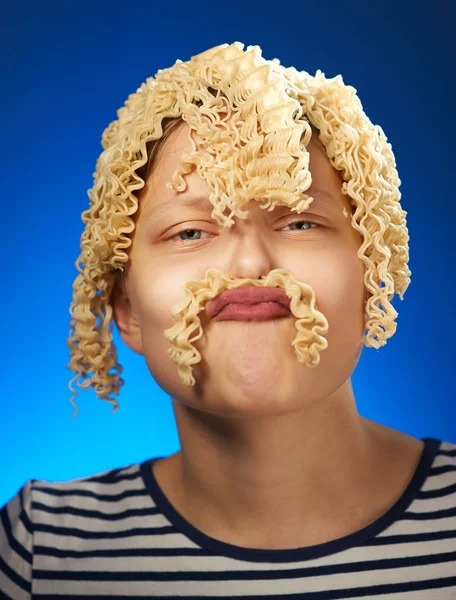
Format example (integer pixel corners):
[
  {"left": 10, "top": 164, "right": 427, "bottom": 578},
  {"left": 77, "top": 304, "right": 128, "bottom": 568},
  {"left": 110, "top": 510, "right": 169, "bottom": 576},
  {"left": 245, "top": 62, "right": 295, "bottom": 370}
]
[{"left": 140, "top": 120, "right": 351, "bottom": 217}]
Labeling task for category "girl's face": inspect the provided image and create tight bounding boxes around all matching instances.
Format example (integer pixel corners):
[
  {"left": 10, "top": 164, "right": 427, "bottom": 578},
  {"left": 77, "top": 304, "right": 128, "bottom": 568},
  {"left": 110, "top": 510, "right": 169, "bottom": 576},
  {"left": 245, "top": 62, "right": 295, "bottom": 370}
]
[{"left": 113, "top": 122, "right": 367, "bottom": 417}]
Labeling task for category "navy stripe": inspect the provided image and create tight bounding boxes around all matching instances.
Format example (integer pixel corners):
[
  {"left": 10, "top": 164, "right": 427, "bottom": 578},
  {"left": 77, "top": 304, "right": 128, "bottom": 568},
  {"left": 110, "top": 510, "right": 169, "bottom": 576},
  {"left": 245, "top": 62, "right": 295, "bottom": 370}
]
[
  {"left": 438, "top": 448, "right": 456, "bottom": 457},
  {"left": 32, "top": 501, "right": 158, "bottom": 520},
  {"left": 432, "top": 464, "right": 456, "bottom": 475},
  {"left": 29, "top": 577, "right": 456, "bottom": 600},
  {"left": 32, "top": 522, "right": 176, "bottom": 539},
  {"left": 402, "top": 506, "right": 456, "bottom": 520},
  {"left": 0, "top": 554, "right": 30, "bottom": 593},
  {"left": 32, "top": 550, "right": 456, "bottom": 581},
  {"left": 33, "top": 526, "right": 456, "bottom": 558},
  {"left": 417, "top": 481, "right": 456, "bottom": 498},
  {"left": 86, "top": 468, "right": 141, "bottom": 484},
  {"left": 0, "top": 505, "right": 32, "bottom": 564},
  {"left": 34, "top": 544, "right": 212, "bottom": 558},
  {"left": 364, "top": 527, "right": 456, "bottom": 544},
  {"left": 33, "top": 484, "right": 148, "bottom": 502}
]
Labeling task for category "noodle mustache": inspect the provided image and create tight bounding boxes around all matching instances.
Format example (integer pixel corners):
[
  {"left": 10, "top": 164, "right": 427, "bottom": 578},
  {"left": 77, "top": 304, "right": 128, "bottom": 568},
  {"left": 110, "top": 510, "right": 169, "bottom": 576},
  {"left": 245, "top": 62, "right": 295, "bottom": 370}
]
[{"left": 164, "top": 268, "right": 329, "bottom": 387}]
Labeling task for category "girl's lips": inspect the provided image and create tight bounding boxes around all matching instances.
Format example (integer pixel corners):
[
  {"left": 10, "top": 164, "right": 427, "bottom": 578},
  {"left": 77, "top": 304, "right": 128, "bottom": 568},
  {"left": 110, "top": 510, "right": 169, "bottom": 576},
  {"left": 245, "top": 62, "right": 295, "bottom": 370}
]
[
  {"left": 207, "top": 286, "right": 291, "bottom": 320},
  {"left": 211, "top": 301, "right": 291, "bottom": 322}
]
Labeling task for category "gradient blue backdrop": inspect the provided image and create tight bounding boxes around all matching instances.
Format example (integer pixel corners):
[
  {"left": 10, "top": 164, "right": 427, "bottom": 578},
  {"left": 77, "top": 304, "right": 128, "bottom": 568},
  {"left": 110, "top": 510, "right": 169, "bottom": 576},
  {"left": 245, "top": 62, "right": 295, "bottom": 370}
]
[{"left": 1, "top": 0, "right": 453, "bottom": 507}]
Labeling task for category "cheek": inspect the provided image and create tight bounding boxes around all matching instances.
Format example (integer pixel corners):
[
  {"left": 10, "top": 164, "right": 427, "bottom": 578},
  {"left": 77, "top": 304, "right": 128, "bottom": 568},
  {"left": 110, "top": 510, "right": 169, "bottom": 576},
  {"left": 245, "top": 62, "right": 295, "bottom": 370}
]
[
  {"left": 132, "top": 266, "right": 193, "bottom": 393},
  {"left": 135, "top": 268, "right": 186, "bottom": 330},
  {"left": 288, "top": 246, "right": 365, "bottom": 341},
  {"left": 286, "top": 247, "right": 366, "bottom": 392},
  {"left": 319, "top": 253, "right": 365, "bottom": 350}
]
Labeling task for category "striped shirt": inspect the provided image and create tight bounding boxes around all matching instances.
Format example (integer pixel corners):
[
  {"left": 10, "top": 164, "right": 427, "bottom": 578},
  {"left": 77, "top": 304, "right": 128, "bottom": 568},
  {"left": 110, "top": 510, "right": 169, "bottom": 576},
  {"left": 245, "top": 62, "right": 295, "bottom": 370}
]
[{"left": 1, "top": 436, "right": 455, "bottom": 599}]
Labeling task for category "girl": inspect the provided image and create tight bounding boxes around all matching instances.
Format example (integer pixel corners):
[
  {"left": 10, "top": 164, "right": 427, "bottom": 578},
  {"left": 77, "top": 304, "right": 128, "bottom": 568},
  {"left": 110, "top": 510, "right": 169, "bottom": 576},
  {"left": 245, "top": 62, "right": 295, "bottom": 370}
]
[{"left": 1, "top": 42, "right": 455, "bottom": 598}]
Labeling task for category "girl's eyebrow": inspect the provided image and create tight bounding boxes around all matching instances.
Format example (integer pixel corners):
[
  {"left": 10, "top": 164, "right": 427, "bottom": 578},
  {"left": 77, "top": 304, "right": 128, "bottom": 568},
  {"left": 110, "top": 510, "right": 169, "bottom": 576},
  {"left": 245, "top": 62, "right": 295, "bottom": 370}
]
[
  {"left": 144, "top": 195, "right": 215, "bottom": 222},
  {"left": 144, "top": 188, "right": 339, "bottom": 223}
]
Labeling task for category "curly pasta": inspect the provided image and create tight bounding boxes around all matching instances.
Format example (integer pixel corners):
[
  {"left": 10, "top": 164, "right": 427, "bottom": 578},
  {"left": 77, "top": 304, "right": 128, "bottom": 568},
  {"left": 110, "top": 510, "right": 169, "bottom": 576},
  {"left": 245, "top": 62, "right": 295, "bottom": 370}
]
[
  {"left": 66, "top": 42, "right": 411, "bottom": 417},
  {"left": 163, "top": 268, "right": 329, "bottom": 387}
]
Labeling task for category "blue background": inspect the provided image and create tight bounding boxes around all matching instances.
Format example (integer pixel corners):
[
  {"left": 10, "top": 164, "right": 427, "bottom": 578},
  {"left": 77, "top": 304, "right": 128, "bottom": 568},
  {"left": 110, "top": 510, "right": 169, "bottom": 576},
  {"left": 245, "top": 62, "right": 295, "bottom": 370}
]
[{"left": 1, "top": 0, "right": 453, "bottom": 507}]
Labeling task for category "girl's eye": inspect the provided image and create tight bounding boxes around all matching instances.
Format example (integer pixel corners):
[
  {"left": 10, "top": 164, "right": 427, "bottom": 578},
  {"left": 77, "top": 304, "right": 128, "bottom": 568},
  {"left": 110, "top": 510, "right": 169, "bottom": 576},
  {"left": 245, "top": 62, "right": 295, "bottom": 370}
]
[
  {"left": 283, "top": 220, "right": 321, "bottom": 233},
  {"left": 172, "top": 228, "right": 210, "bottom": 243},
  {"left": 169, "top": 220, "right": 321, "bottom": 244}
]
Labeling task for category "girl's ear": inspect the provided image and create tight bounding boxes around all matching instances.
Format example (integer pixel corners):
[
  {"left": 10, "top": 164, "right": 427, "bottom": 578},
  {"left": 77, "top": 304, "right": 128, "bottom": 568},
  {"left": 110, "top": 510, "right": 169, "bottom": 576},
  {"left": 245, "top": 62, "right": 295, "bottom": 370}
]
[{"left": 110, "top": 280, "right": 144, "bottom": 355}]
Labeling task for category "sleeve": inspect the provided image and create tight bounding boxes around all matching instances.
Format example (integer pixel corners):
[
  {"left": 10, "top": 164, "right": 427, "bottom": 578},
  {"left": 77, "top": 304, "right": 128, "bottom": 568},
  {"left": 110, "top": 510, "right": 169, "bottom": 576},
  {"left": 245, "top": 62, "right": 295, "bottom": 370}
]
[{"left": 0, "top": 480, "right": 34, "bottom": 599}]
